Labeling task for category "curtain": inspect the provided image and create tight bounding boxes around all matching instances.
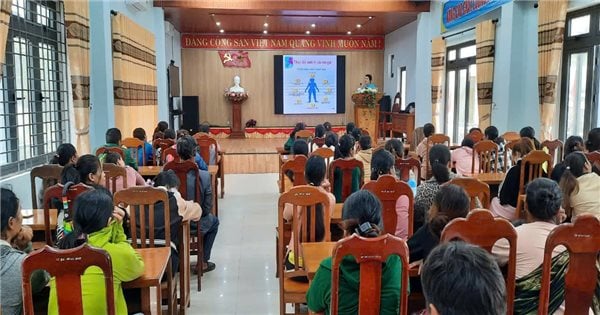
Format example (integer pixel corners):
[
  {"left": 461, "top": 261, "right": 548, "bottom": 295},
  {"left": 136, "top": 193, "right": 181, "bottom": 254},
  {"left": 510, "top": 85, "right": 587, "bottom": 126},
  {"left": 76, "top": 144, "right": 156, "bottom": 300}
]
[
  {"left": 111, "top": 13, "right": 157, "bottom": 137},
  {"left": 431, "top": 37, "right": 446, "bottom": 129},
  {"left": 64, "top": 0, "right": 91, "bottom": 153},
  {"left": 476, "top": 20, "right": 496, "bottom": 130},
  {"left": 538, "top": 0, "right": 567, "bottom": 141},
  {"left": 0, "top": 0, "right": 11, "bottom": 75}
]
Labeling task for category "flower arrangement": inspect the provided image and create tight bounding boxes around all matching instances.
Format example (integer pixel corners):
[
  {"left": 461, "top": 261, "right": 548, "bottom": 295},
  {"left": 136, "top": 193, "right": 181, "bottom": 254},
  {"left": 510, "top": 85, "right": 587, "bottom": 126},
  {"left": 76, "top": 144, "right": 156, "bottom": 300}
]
[
  {"left": 352, "top": 87, "right": 378, "bottom": 108},
  {"left": 224, "top": 90, "right": 248, "bottom": 102}
]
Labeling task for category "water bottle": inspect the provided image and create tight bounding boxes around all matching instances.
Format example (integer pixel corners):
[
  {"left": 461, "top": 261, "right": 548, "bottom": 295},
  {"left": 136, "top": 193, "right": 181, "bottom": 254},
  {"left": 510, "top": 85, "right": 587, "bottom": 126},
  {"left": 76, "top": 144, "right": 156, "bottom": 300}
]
[{"left": 408, "top": 170, "right": 417, "bottom": 196}]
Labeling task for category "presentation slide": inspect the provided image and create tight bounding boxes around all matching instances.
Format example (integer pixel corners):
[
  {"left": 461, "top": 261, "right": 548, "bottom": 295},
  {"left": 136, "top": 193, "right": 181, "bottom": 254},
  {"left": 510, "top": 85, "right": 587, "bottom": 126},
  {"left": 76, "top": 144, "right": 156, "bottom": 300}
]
[{"left": 282, "top": 55, "right": 337, "bottom": 114}]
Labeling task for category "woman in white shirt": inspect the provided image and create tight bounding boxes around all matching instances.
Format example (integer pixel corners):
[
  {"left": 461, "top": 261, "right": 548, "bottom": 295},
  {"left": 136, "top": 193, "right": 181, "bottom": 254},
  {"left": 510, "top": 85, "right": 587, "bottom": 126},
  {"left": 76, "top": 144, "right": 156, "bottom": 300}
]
[{"left": 559, "top": 151, "right": 600, "bottom": 219}]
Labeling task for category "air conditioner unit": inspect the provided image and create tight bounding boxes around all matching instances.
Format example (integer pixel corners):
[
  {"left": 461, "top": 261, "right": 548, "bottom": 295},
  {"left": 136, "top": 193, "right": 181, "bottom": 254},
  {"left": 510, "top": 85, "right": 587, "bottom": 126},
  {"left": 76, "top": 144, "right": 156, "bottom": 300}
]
[{"left": 125, "top": 0, "right": 150, "bottom": 12}]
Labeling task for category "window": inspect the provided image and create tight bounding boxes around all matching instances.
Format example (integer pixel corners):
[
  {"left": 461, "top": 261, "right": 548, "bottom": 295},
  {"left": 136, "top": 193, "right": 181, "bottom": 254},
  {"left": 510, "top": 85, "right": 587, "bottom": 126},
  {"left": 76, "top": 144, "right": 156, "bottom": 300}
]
[
  {"left": 1, "top": 0, "right": 69, "bottom": 175},
  {"left": 444, "top": 41, "right": 478, "bottom": 144},
  {"left": 395, "top": 66, "right": 407, "bottom": 110},
  {"left": 560, "top": 5, "right": 600, "bottom": 140}
]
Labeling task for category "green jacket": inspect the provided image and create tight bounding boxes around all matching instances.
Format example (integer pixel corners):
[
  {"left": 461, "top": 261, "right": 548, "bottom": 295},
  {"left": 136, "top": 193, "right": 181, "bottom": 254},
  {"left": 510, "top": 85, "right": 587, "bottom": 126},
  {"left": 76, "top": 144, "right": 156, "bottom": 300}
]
[
  {"left": 306, "top": 255, "right": 403, "bottom": 315},
  {"left": 48, "top": 222, "right": 145, "bottom": 315},
  {"left": 333, "top": 167, "right": 361, "bottom": 203},
  {"left": 99, "top": 143, "right": 138, "bottom": 170},
  {"left": 284, "top": 137, "right": 294, "bottom": 152}
]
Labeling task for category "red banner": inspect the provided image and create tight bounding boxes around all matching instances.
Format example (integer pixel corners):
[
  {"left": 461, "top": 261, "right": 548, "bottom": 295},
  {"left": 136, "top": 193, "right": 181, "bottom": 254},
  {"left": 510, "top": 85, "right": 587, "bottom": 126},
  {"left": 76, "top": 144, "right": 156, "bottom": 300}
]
[
  {"left": 218, "top": 50, "right": 251, "bottom": 68},
  {"left": 182, "top": 34, "right": 384, "bottom": 51}
]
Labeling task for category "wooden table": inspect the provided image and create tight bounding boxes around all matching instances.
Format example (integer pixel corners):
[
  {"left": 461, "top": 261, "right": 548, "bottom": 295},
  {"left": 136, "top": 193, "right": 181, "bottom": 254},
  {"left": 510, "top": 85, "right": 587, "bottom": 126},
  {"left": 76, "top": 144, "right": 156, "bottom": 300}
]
[
  {"left": 332, "top": 203, "right": 343, "bottom": 224},
  {"left": 22, "top": 209, "right": 57, "bottom": 231},
  {"left": 123, "top": 247, "right": 171, "bottom": 315},
  {"left": 139, "top": 166, "right": 162, "bottom": 177},
  {"left": 301, "top": 242, "right": 336, "bottom": 280},
  {"left": 208, "top": 165, "right": 219, "bottom": 216},
  {"left": 464, "top": 172, "right": 506, "bottom": 185}
]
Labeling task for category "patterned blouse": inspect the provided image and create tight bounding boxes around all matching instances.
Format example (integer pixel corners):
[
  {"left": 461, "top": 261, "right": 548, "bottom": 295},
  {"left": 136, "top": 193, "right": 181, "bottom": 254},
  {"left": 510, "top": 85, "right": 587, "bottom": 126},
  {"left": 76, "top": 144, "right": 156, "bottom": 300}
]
[{"left": 413, "top": 172, "right": 457, "bottom": 231}]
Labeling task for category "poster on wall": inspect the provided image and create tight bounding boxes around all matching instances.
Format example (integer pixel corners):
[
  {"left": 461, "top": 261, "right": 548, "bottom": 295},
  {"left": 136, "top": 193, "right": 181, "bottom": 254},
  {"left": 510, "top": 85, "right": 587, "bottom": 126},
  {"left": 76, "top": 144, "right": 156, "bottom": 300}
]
[
  {"left": 442, "top": 0, "right": 511, "bottom": 31},
  {"left": 218, "top": 50, "right": 251, "bottom": 68},
  {"left": 282, "top": 55, "right": 337, "bottom": 114}
]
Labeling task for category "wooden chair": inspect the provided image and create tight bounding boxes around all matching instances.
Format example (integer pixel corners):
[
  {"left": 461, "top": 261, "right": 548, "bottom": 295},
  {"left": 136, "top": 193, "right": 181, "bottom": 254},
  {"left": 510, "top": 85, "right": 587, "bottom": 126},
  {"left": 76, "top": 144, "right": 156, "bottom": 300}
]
[
  {"left": 95, "top": 146, "right": 124, "bottom": 160},
  {"left": 161, "top": 147, "right": 179, "bottom": 165},
  {"left": 331, "top": 234, "right": 410, "bottom": 315},
  {"left": 468, "top": 129, "right": 484, "bottom": 143},
  {"left": 42, "top": 183, "right": 92, "bottom": 246},
  {"left": 379, "top": 110, "right": 394, "bottom": 139},
  {"left": 193, "top": 133, "right": 225, "bottom": 198},
  {"left": 395, "top": 157, "right": 421, "bottom": 185},
  {"left": 277, "top": 185, "right": 332, "bottom": 315},
  {"left": 363, "top": 175, "right": 415, "bottom": 237},
  {"left": 425, "top": 134, "right": 450, "bottom": 178},
  {"left": 503, "top": 140, "right": 519, "bottom": 171},
  {"left": 446, "top": 177, "right": 490, "bottom": 209},
  {"left": 122, "top": 137, "right": 145, "bottom": 166},
  {"left": 281, "top": 155, "right": 307, "bottom": 192},
  {"left": 113, "top": 187, "right": 176, "bottom": 313},
  {"left": 541, "top": 139, "right": 563, "bottom": 166},
  {"left": 310, "top": 137, "right": 326, "bottom": 152},
  {"left": 102, "top": 163, "right": 128, "bottom": 194},
  {"left": 516, "top": 150, "right": 552, "bottom": 218},
  {"left": 329, "top": 158, "right": 364, "bottom": 203},
  {"left": 502, "top": 131, "right": 520, "bottom": 143},
  {"left": 472, "top": 140, "right": 499, "bottom": 174},
  {"left": 411, "top": 127, "right": 424, "bottom": 151},
  {"left": 538, "top": 214, "right": 600, "bottom": 315},
  {"left": 295, "top": 129, "right": 313, "bottom": 141},
  {"left": 311, "top": 147, "right": 334, "bottom": 168},
  {"left": 585, "top": 151, "right": 600, "bottom": 175},
  {"left": 440, "top": 209, "right": 517, "bottom": 315},
  {"left": 22, "top": 244, "right": 115, "bottom": 315},
  {"left": 153, "top": 139, "right": 175, "bottom": 166},
  {"left": 30, "top": 164, "right": 63, "bottom": 209},
  {"left": 163, "top": 160, "right": 204, "bottom": 291}
]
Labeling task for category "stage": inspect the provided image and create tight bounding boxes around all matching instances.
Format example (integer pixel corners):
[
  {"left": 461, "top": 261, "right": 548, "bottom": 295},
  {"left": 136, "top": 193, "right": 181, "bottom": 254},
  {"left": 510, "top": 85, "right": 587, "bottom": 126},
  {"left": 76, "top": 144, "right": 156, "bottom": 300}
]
[{"left": 219, "top": 138, "right": 283, "bottom": 174}]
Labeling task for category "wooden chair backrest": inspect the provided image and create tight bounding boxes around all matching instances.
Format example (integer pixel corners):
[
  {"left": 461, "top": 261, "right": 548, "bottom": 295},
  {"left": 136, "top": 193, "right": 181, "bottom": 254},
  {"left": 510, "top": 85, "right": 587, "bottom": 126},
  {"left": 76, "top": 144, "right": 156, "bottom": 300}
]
[
  {"left": 95, "top": 146, "right": 124, "bottom": 160},
  {"left": 331, "top": 234, "right": 409, "bottom": 315},
  {"left": 503, "top": 140, "right": 519, "bottom": 170},
  {"left": 295, "top": 129, "right": 313, "bottom": 140},
  {"left": 502, "top": 131, "right": 520, "bottom": 143},
  {"left": 363, "top": 175, "right": 414, "bottom": 237},
  {"left": 163, "top": 160, "right": 201, "bottom": 203},
  {"left": 122, "top": 137, "right": 145, "bottom": 165},
  {"left": 311, "top": 137, "right": 326, "bottom": 151},
  {"left": 541, "top": 139, "right": 563, "bottom": 166},
  {"left": 518, "top": 150, "right": 552, "bottom": 194},
  {"left": 412, "top": 127, "right": 424, "bottom": 151},
  {"left": 472, "top": 140, "right": 499, "bottom": 174},
  {"left": 42, "top": 183, "right": 92, "bottom": 246},
  {"left": 153, "top": 138, "right": 175, "bottom": 152},
  {"left": 311, "top": 147, "right": 334, "bottom": 166},
  {"left": 440, "top": 209, "right": 517, "bottom": 315},
  {"left": 394, "top": 157, "right": 421, "bottom": 185},
  {"left": 329, "top": 158, "right": 364, "bottom": 203},
  {"left": 193, "top": 134, "right": 218, "bottom": 165},
  {"left": 102, "top": 163, "right": 128, "bottom": 194},
  {"left": 468, "top": 129, "right": 484, "bottom": 143},
  {"left": 22, "top": 245, "right": 115, "bottom": 315},
  {"left": 277, "top": 185, "right": 332, "bottom": 278},
  {"left": 538, "top": 214, "right": 600, "bottom": 315},
  {"left": 585, "top": 151, "right": 600, "bottom": 174},
  {"left": 30, "top": 164, "right": 63, "bottom": 209},
  {"left": 446, "top": 177, "right": 491, "bottom": 209},
  {"left": 161, "top": 147, "right": 179, "bottom": 165},
  {"left": 281, "top": 155, "right": 307, "bottom": 190},
  {"left": 113, "top": 186, "right": 171, "bottom": 249}
]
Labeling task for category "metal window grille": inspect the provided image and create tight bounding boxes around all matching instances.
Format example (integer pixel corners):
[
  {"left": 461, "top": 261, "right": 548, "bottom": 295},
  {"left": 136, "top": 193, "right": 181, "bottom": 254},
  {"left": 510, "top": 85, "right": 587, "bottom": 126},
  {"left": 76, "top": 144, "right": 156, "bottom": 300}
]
[{"left": 0, "top": 0, "right": 69, "bottom": 176}]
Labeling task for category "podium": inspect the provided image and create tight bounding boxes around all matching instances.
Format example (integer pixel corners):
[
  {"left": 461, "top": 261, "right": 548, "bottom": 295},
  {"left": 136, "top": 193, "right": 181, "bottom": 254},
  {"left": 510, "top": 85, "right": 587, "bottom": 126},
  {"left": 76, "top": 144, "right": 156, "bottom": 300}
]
[
  {"left": 352, "top": 92, "right": 383, "bottom": 138},
  {"left": 225, "top": 92, "right": 248, "bottom": 139}
]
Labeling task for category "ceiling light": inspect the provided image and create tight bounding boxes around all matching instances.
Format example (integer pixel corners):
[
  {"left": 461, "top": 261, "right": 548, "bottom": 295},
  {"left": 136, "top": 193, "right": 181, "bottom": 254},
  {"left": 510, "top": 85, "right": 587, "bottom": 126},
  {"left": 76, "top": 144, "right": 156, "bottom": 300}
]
[
  {"left": 219, "top": 29, "right": 224, "bottom": 33},
  {"left": 368, "top": 16, "right": 373, "bottom": 19},
  {"left": 347, "top": 31, "right": 352, "bottom": 35},
  {"left": 356, "top": 24, "right": 361, "bottom": 28},
  {"left": 216, "top": 22, "right": 221, "bottom": 26},
  {"left": 311, "top": 23, "right": 316, "bottom": 28},
  {"left": 306, "top": 30, "right": 310, "bottom": 34},
  {"left": 263, "top": 30, "right": 268, "bottom": 34},
  {"left": 264, "top": 22, "right": 269, "bottom": 27}
]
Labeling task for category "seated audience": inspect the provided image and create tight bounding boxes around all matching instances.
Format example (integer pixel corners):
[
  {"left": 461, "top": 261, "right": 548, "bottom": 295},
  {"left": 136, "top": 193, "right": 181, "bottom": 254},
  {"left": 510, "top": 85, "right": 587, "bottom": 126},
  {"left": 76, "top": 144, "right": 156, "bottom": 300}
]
[
  {"left": 323, "top": 121, "right": 332, "bottom": 132},
  {"left": 103, "top": 152, "right": 147, "bottom": 192},
  {"left": 156, "top": 128, "right": 177, "bottom": 164},
  {"left": 50, "top": 143, "right": 78, "bottom": 166},
  {"left": 166, "top": 134, "right": 208, "bottom": 171},
  {"left": 586, "top": 127, "right": 600, "bottom": 175},
  {"left": 154, "top": 170, "right": 201, "bottom": 222},
  {"left": 284, "top": 122, "right": 306, "bottom": 153},
  {"left": 51, "top": 189, "right": 144, "bottom": 315},
  {"left": 370, "top": 149, "right": 410, "bottom": 239},
  {"left": 346, "top": 122, "right": 355, "bottom": 135},
  {"left": 520, "top": 126, "right": 541, "bottom": 149},
  {"left": 489, "top": 137, "right": 535, "bottom": 220},
  {"left": 409, "top": 184, "right": 469, "bottom": 263},
  {"left": 314, "top": 124, "right": 325, "bottom": 138},
  {"left": 325, "top": 131, "right": 338, "bottom": 152},
  {"left": 177, "top": 129, "right": 190, "bottom": 139},
  {"left": 451, "top": 137, "right": 479, "bottom": 175},
  {"left": 60, "top": 154, "right": 104, "bottom": 187},
  {"left": 198, "top": 122, "right": 222, "bottom": 165},
  {"left": 493, "top": 178, "right": 569, "bottom": 314},
  {"left": 332, "top": 134, "right": 361, "bottom": 203},
  {"left": 306, "top": 190, "right": 403, "bottom": 314},
  {"left": 133, "top": 127, "right": 153, "bottom": 166},
  {"left": 550, "top": 135, "right": 584, "bottom": 181},
  {"left": 559, "top": 152, "right": 600, "bottom": 218},
  {"left": 1, "top": 188, "right": 48, "bottom": 315},
  {"left": 414, "top": 144, "right": 456, "bottom": 230},
  {"left": 99, "top": 128, "right": 137, "bottom": 170},
  {"left": 354, "top": 135, "right": 373, "bottom": 182},
  {"left": 350, "top": 127, "right": 362, "bottom": 143},
  {"left": 283, "top": 139, "right": 310, "bottom": 192},
  {"left": 416, "top": 123, "right": 436, "bottom": 179},
  {"left": 284, "top": 156, "right": 335, "bottom": 278},
  {"left": 422, "top": 242, "right": 507, "bottom": 315},
  {"left": 384, "top": 138, "right": 405, "bottom": 179},
  {"left": 152, "top": 121, "right": 168, "bottom": 141},
  {"left": 484, "top": 125, "right": 506, "bottom": 171}
]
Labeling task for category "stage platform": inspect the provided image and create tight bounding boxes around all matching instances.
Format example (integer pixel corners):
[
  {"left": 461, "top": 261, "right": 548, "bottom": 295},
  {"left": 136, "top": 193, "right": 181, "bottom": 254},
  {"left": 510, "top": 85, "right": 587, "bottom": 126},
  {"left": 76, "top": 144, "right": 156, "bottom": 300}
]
[
  {"left": 208, "top": 126, "right": 346, "bottom": 139},
  {"left": 220, "top": 138, "right": 283, "bottom": 174}
]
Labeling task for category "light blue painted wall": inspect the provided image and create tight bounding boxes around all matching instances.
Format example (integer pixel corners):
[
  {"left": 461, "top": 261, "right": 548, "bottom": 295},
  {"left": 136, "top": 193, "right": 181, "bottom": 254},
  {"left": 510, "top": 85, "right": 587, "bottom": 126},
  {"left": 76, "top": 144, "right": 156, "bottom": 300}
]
[{"left": 384, "top": 21, "right": 417, "bottom": 103}]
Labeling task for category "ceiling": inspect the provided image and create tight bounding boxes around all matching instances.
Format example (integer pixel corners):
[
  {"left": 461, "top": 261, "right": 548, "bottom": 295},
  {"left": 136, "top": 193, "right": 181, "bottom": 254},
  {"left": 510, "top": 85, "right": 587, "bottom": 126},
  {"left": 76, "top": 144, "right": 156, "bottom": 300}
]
[{"left": 156, "top": 1, "right": 430, "bottom": 36}]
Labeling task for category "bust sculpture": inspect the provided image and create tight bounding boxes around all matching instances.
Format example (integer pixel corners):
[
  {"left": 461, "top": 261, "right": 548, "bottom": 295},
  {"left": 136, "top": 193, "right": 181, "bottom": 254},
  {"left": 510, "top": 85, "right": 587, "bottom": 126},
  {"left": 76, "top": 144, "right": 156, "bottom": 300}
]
[{"left": 229, "top": 75, "right": 245, "bottom": 93}]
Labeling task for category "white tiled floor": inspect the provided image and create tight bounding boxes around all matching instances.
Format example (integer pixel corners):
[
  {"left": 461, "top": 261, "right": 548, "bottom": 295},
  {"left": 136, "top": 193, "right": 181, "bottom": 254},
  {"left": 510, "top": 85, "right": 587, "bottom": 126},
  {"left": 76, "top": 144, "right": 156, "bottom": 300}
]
[{"left": 187, "top": 173, "right": 281, "bottom": 314}]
